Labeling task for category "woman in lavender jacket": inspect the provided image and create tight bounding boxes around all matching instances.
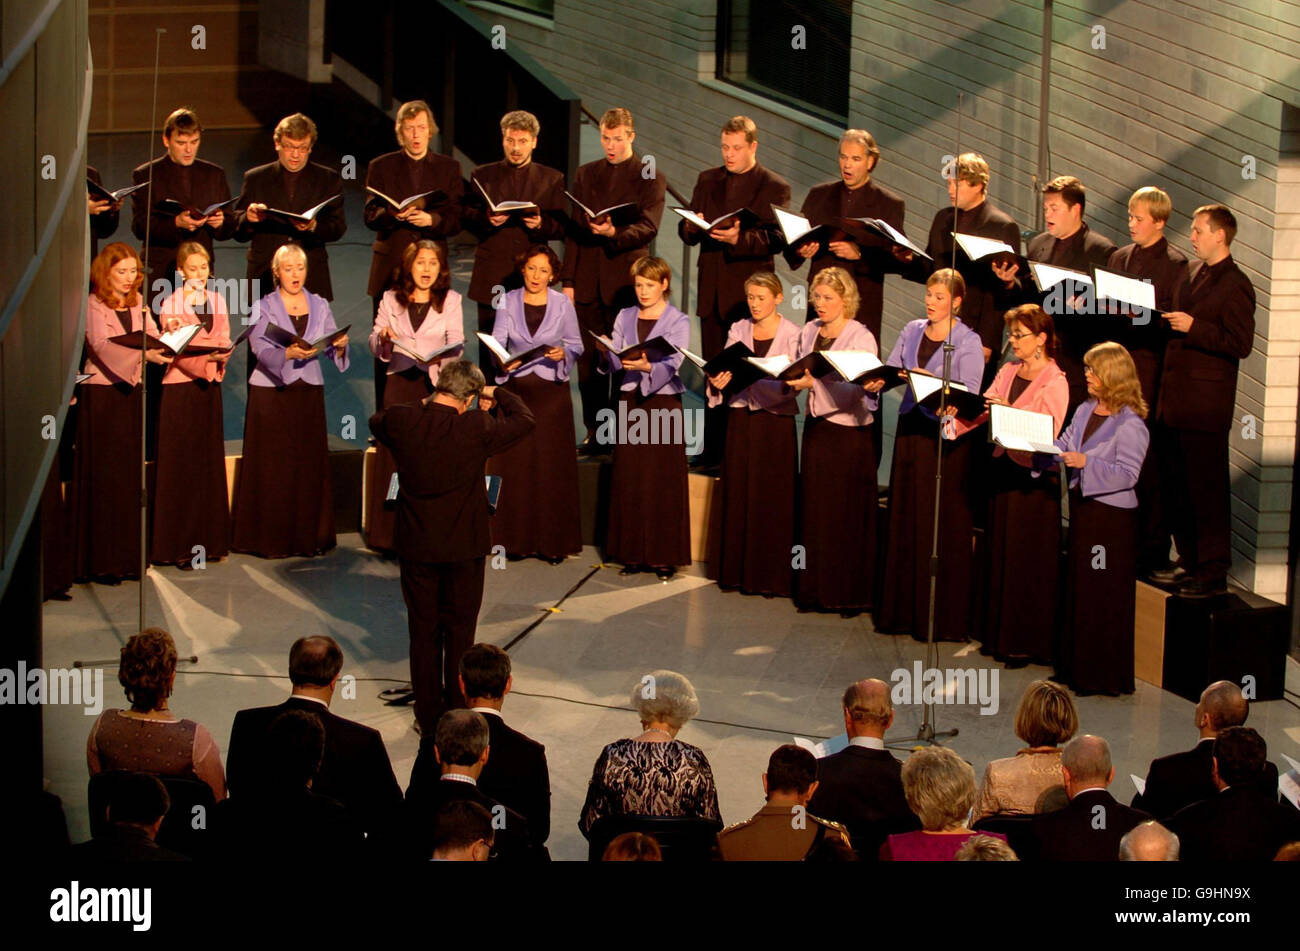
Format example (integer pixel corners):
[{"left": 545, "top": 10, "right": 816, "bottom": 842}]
[
  {"left": 787, "top": 267, "right": 880, "bottom": 613},
  {"left": 487, "top": 244, "right": 584, "bottom": 563},
  {"left": 1047, "top": 341, "right": 1149, "bottom": 695},
  {"left": 232, "top": 243, "right": 350, "bottom": 558},
  {"left": 704, "top": 271, "right": 800, "bottom": 598},
  {"left": 595, "top": 257, "right": 691, "bottom": 580},
  {"left": 875, "top": 269, "right": 986, "bottom": 642}
]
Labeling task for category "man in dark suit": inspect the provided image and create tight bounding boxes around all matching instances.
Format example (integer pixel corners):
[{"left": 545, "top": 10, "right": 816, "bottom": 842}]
[
  {"left": 363, "top": 99, "right": 464, "bottom": 406},
  {"left": 430, "top": 800, "right": 495, "bottom": 861},
  {"left": 369, "top": 360, "right": 535, "bottom": 735},
  {"left": 226, "top": 635, "right": 402, "bottom": 847},
  {"left": 679, "top": 115, "right": 790, "bottom": 469},
  {"left": 1118, "top": 821, "right": 1180, "bottom": 861},
  {"left": 1133, "top": 679, "right": 1278, "bottom": 819},
  {"left": 560, "top": 107, "right": 668, "bottom": 450},
  {"left": 463, "top": 110, "right": 566, "bottom": 371},
  {"left": 1167, "top": 727, "right": 1300, "bottom": 862},
  {"left": 71, "top": 772, "right": 188, "bottom": 863},
  {"left": 1151, "top": 204, "right": 1256, "bottom": 597},
  {"left": 86, "top": 165, "right": 121, "bottom": 260},
  {"left": 405, "top": 710, "right": 539, "bottom": 862},
  {"left": 994, "top": 175, "right": 1117, "bottom": 413},
  {"left": 130, "top": 107, "right": 236, "bottom": 284},
  {"left": 1031, "top": 735, "right": 1151, "bottom": 861},
  {"left": 233, "top": 112, "right": 347, "bottom": 301},
  {"left": 807, "top": 679, "right": 919, "bottom": 860}
]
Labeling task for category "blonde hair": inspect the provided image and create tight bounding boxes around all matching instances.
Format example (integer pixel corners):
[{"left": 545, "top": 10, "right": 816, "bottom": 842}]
[
  {"left": 1084, "top": 342, "right": 1148, "bottom": 418},
  {"left": 809, "top": 266, "right": 860, "bottom": 322},
  {"left": 274, "top": 112, "right": 318, "bottom": 145},
  {"left": 271, "top": 242, "right": 308, "bottom": 282},
  {"left": 630, "top": 255, "right": 671, "bottom": 289},
  {"left": 600, "top": 107, "right": 634, "bottom": 133},
  {"left": 743, "top": 271, "right": 783, "bottom": 297},
  {"left": 1014, "top": 680, "right": 1079, "bottom": 747},
  {"left": 394, "top": 100, "right": 437, "bottom": 145},
  {"left": 901, "top": 747, "right": 976, "bottom": 831},
  {"left": 176, "top": 241, "right": 209, "bottom": 268},
  {"left": 954, "top": 152, "right": 990, "bottom": 188},
  {"left": 926, "top": 268, "right": 966, "bottom": 314},
  {"left": 1128, "top": 186, "right": 1171, "bottom": 223}
]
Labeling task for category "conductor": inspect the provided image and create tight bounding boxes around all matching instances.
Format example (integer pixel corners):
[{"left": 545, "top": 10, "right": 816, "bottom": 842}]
[{"left": 369, "top": 360, "right": 535, "bottom": 735}]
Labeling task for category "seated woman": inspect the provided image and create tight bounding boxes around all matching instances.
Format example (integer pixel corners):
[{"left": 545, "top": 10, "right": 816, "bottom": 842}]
[
  {"left": 366, "top": 240, "right": 462, "bottom": 553},
  {"left": 596, "top": 256, "right": 691, "bottom": 581},
  {"left": 87, "top": 627, "right": 226, "bottom": 803},
  {"left": 579, "top": 670, "right": 722, "bottom": 838},
  {"left": 973, "top": 679, "right": 1077, "bottom": 821},
  {"left": 152, "top": 240, "right": 232, "bottom": 569},
  {"left": 232, "top": 243, "right": 350, "bottom": 558},
  {"left": 881, "top": 746, "right": 1004, "bottom": 861},
  {"left": 487, "top": 244, "right": 584, "bottom": 564},
  {"left": 1051, "top": 341, "right": 1150, "bottom": 695},
  {"left": 705, "top": 271, "right": 800, "bottom": 598}
]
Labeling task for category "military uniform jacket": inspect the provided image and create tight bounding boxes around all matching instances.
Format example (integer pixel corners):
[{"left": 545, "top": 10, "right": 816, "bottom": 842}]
[{"left": 714, "top": 803, "right": 850, "bottom": 861}]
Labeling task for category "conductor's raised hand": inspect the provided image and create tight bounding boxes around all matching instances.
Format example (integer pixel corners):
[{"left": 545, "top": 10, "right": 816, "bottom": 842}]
[{"left": 478, "top": 385, "right": 497, "bottom": 411}]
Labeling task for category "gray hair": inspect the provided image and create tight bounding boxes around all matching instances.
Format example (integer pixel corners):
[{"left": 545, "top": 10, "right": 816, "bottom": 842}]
[
  {"left": 632, "top": 670, "right": 699, "bottom": 729},
  {"left": 434, "top": 359, "right": 486, "bottom": 401},
  {"left": 1119, "top": 821, "right": 1180, "bottom": 861},
  {"left": 434, "top": 709, "right": 489, "bottom": 767},
  {"left": 839, "top": 128, "right": 880, "bottom": 162},
  {"left": 1062, "top": 734, "right": 1111, "bottom": 784}
]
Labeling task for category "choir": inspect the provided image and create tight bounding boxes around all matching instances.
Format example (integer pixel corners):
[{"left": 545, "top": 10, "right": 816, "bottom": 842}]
[{"left": 71, "top": 100, "right": 1258, "bottom": 698}]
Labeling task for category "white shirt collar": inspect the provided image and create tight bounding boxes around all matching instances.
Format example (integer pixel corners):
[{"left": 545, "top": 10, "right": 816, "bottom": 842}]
[
  {"left": 1073, "top": 785, "right": 1109, "bottom": 796},
  {"left": 290, "top": 694, "right": 329, "bottom": 708},
  {"left": 441, "top": 772, "right": 477, "bottom": 786},
  {"left": 469, "top": 706, "right": 502, "bottom": 718},
  {"left": 849, "top": 736, "right": 885, "bottom": 750}
]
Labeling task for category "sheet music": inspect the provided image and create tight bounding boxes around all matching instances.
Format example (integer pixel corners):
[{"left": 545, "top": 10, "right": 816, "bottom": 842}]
[
  {"left": 1130, "top": 774, "right": 1146, "bottom": 796},
  {"left": 476, "top": 332, "right": 511, "bottom": 365},
  {"left": 1029, "top": 261, "right": 1093, "bottom": 292},
  {"left": 990, "top": 403, "right": 1059, "bottom": 453},
  {"left": 745, "top": 355, "right": 795, "bottom": 377},
  {"left": 1095, "top": 268, "right": 1157, "bottom": 311},
  {"left": 820, "top": 350, "right": 884, "bottom": 381},
  {"left": 792, "top": 733, "right": 850, "bottom": 758},
  {"left": 953, "top": 232, "right": 1016, "bottom": 260},
  {"left": 773, "top": 206, "right": 815, "bottom": 244},
  {"left": 674, "top": 344, "right": 707, "bottom": 369}
]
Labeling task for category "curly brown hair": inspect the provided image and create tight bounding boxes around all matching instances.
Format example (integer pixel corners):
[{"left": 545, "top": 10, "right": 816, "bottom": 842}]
[{"left": 119, "top": 628, "right": 177, "bottom": 712}]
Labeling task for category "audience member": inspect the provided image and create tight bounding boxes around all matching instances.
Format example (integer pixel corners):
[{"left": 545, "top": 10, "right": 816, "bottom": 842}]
[
  {"left": 1031, "top": 735, "right": 1151, "bottom": 861},
  {"left": 883, "top": 747, "right": 1003, "bottom": 861},
  {"left": 1274, "top": 842, "right": 1300, "bottom": 861},
  {"left": 973, "top": 680, "right": 1076, "bottom": 821},
  {"left": 1118, "top": 821, "right": 1179, "bottom": 861},
  {"left": 72, "top": 772, "right": 188, "bottom": 862},
  {"left": 807, "top": 679, "right": 920, "bottom": 860},
  {"left": 430, "top": 800, "right": 495, "bottom": 861},
  {"left": 602, "top": 832, "right": 663, "bottom": 861},
  {"left": 954, "top": 835, "right": 1019, "bottom": 861}
]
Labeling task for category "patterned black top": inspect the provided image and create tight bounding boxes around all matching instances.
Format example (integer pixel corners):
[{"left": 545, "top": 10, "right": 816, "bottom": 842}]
[{"left": 579, "top": 738, "right": 722, "bottom": 835}]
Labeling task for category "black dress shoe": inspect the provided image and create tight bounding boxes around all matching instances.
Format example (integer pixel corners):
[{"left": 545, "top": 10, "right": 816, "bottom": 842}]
[
  {"left": 1177, "top": 576, "right": 1227, "bottom": 598},
  {"left": 655, "top": 566, "right": 677, "bottom": 581},
  {"left": 1146, "top": 565, "right": 1187, "bottom": 585},
  {"left": 619, "top": 565, "right": 642, "bottom": 576},
  {"left": 544, "top": 555, "right": 565, "bottom": 566}
]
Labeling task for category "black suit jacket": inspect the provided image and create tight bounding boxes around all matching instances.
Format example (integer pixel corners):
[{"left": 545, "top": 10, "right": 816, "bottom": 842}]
[
  {"left": 476, "top": 711, "right": 551, "bottom": 845},
  {"left": 806, "top": 745, "right": 919, "bottom": 860},
  {"left": 1030, "top": 788, "right": 1150, "bottom": 862},
  {"left": 214, "top": 785, "right": 363, "bottom": 858},
  {"left": 233, "top": 160, "right": 347, "bottom": 300},
  {"left": 406, "top": 775, "right": 542, "bottom": 862},
  {"left": 226, "top": 696, "right": 402, "bottom": 841},
  {"left": 1106, "top": 238, "right": 1189, "bottom": 406},
  {"left": 791, "top": 179, "right": 905, "bottom": 339},
  {"left": 363, "top": 149, "right": 464, "bottom": 296},
  {"left": 1157, "top": 255, "right": 1256, "bottom": 432},
  {"left": 1167, "top": 785, "right": 1300, "bottom": 861},
  {"left": 369, "top": 388, "right": 535, "bottom": 563},
  {"left": 1133, "top": 739, "right": 1280, "bottom": 820},
  {"left": 130, "top": 155, "right": 236, "bottom": 281},
  {"left": 87, "top": 165, "right": 121, "bottom": 259},
  {"left": 462, "top": 159, "right": 566, "bottom": 304},
  {"left": 678, "top": 163, "right": 790, "bottom": 325},
  {"left": 70, "top": 825, "right": 189, "bottom": 863}
]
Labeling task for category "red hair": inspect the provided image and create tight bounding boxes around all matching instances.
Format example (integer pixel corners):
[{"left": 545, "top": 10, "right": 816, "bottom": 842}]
[{"left": 91, "top": 242, "right": 145, "bottom": 309}]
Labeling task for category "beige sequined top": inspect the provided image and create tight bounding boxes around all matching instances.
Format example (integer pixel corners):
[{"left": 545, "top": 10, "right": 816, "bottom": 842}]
[{"left": 973, "top": 747, "right": 1066, "bottom": 822}]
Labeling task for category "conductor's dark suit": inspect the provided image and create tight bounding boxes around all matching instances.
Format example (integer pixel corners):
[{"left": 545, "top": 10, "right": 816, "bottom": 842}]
[
  {"left": 1030, "top": 788, "right": 1150, "bottom": 862},
  {"left": 369, "top": 388, "right": 535, "bottom": 733},
  {"left": 1155, "top": 254, "right": 1255, "bottom": 581},
  {"left": 130, "top": 154, "right": 236, "bottom": 282},
  {"left": 1132, "top": 737, "right": 1280, "bottom": 820},
  {"left": 233, "top": 160, "right": 347, "bottom": 300},
  {"left": 806, "top": 744, "right": 920, "bottom": 861}
]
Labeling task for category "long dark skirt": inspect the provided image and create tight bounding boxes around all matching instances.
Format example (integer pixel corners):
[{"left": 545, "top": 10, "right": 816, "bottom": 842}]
[
  {"left": 874, "top": 411, "right": 975, "bottom": 641},
  {"left": 488, "top": 373, "right": 583, "bottom": 560},
  {"left": 73, "top": 382, "right": 143, "bottom": 582},
  {"left": 711, "top": 407, "right": 797, "bottom": 597},
  {"left": 797, "top": 416, "right": 875, "bottom": 610},
  {"left": 232, "top": 381, "right": 335, "bottom": 559},
  {"left": 977, "top": 453, "right": 1060, "bottom": 663},
  {"left": 365, "top": 371, "right": 432, "bottom": 553},
  {"left": 604, "top": 391, "right": 691, "bottom": 568},
  {"left": 152, "top": 380, "right": 229, "bottom": 566},
  {"left": 1058, "top": 488, "right": 1137, "bottom": 695}
]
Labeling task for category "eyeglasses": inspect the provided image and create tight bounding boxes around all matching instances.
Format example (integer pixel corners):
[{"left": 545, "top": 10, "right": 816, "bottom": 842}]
[
  {"left": 279, "top": 143, "right": 312, "bottom": 155},
  {"left": 1007, "top": 331, "right": 1036, "bottom": 341}
]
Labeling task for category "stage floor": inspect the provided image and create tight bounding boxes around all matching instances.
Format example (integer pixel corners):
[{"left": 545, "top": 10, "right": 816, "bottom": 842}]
[{"left": 40, "top": 534, "right": 1300, "bottom": 860}]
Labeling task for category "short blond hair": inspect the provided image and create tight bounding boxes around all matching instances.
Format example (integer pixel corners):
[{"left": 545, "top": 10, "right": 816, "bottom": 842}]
[
  {"left": 721, "top": 115, "right": 757, "bottom": 144},
  {"left": 1128, "top": 186, "right": 1171, "bottom": 223},
  {"left": 1014, "top": 680, "right": 1078, "bottom": 747},
  {"left": 743, "top": 271, "right": 783, "bottom": 297},
  {"left": 600, "top": 107, "right": 634, "bottom": 133},
  {"left": 630, "top": 255, "right": 671, "bottom": 289},
  {"left": 274, "top": 112, "right": 318, "bottom": 146},
  {"left": 954, "top": 152, "right": 990, "bottom": 188},
  {"left": 395, "top": 100, "right": 438, "bottom": 145},
  {"left": 926, "top": 267, "right": 966, "bottom": 313},
  {"left": 271, "top": 242, "right": 308, "bottom": 281},
  {"left": 810, "top": 266, "right": 860, "bottom": 322},
  {"left": 901, "top": 747, "right": 976, "bottom": 831}
]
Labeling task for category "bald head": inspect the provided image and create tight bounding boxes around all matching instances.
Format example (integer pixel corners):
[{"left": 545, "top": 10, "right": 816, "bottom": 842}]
[
  {"left": 1197, "top": 681, "right": 1248, "bottom": 736},
  {"left": 1119, "top": 821, "right": 1180, "bottom": 861},
  {"left": 1061, "top": 734, "right": 1112, "bottom": 793},
  {"left": 842, "top": 679, "right": 892, "bottom": 738}
]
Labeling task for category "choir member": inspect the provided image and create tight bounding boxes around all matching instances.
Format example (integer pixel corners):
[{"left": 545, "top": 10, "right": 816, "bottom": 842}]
[
  {"left": 1150, "top": 205, "right": 1255, "bottom": 597},
  {"left": 234, "top": 112, "right": 347, "bottom": 301},
  {"left": 993, "top": 176, "right": 1116, "bottom": 413},
  {"left": 74, "top": 243, "right": 167, "bottom": 582},
  {"left": 874, "top": 269, "right": 985, "bottom": 642},
  {"left": 902, "top": 152, "right": 1020, "bottom": 371},
  {"left": 1108, "top": 187, "right": 1189, "bottom": 576},
  {"left": 152, "top": 242, "right": 232, "bottom": 568},
  {"left": 463, "top": 110, "right": 566, "bottom": 370},
  {"left": 561, "top": 108, "right": 668, "bottom": 452},
  {"left": 87, "top": 165, "right": 121, "bottom": 259},
  {"left": 678, "top": 115, "right": 790, "bottom": 469},
  {"left": 704, "top": 271, "right": 800, "bottom": 598},
  {"left": 973, "top": 304, "right": 1068, "bottom": 666},
  {"left": 595, "top": 257, "right": 690, "bottom": 580},
  {"left": 130, "top": 108, "right": 236, "bottom": 284},
  {"left": 786, "top": 267, "right": 880, "bottom": 614},
  {"left": 365, "top": 240, "right": 463, "bottom": 553},
  {"left": 486, "top": 245, "right": 584, "bottom": 563},
  {"left": 363, "top": 100, "right": 464, "bottom": 407},
  {"left": 232, "top": 243, "right": 350, "bottom": 558},
  {"left": 1049, "top": 342, "right": 1150, "bottom": 695}
]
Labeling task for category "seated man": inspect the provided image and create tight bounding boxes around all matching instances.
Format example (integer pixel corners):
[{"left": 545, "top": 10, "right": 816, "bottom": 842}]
[
  {"left": 72, "top": 772, "right": 187, "bottom": 863},
  {"left": 1118, "top": 821, "right": 1179, "bottom": 861},
  {"left": 715, "top": 744, "right": 851, "bottom": 860},
  {"left": 1167, "top": 727, "right": 1300, "bottom": 862},
  {"left": 1031, "top": 734, "right": 1151, "bottom": 861},
  {"left": 430, "top": 800, "right": 495, "bottom": 862},
  {"left": 227, "top": 636, "right": 402, "bottom": 846},
  {"left": 807, "top": 679, "right": 919, "bottom": 859}
]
